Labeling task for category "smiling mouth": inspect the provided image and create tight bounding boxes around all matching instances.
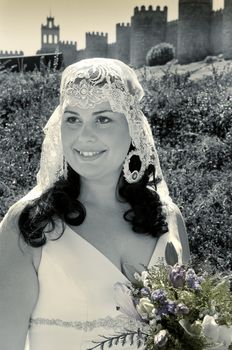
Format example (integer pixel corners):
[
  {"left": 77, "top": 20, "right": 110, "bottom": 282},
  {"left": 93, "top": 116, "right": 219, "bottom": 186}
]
[{"left": 75, "top": 149, "right": 106, "bottom": 159}]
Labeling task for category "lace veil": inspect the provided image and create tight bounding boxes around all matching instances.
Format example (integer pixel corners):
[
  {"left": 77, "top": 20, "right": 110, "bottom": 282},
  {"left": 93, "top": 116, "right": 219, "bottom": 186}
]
[{"left": 25, "top": 59, "right": 171, "bottom": 204}]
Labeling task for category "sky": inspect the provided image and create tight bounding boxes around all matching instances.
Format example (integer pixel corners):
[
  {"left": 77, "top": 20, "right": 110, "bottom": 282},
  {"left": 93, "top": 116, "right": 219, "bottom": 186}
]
[{"left": 0, "top": 0, "right": 224, "bottom": 56}]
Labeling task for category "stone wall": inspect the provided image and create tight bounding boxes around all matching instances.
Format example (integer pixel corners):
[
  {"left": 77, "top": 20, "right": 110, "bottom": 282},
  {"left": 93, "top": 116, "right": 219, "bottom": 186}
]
[
  {"left": 178, "top": 0, "right": 213, "bottom": 64},
  {"left": 166, "top": 20, "right": 178, "bottom": 55},
  {"left": 0, "top": 50, "right": 24, "bottom": 57},
  {"left": 58, "top": 41, "right": 77, "bottom": 66},
  {"left": 211, "top": 10, "right": 223, "bottom": 56},
  {"left": 116, "top": 23, "right": 131, "bottom": 64},
  {"left": 85, "top": 32, "right": 108, "bottom": 58},
  {"left": 130, "top": 5, "right": 167, "bottom": 67},
  {"left": 223, "top": 0, "right": 232, "bottom": 59}
]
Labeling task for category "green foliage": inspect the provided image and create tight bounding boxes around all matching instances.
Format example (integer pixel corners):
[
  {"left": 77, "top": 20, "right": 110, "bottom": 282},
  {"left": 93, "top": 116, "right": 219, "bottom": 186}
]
[
  {"left": 140, "top": 64, "right": 232, "bottom": 271},
  {"left": 0, "top": 67, "right": 61, "bottom": 217},
  {"left": 146, "top": 43, "right": 175, "bottom": 66}
]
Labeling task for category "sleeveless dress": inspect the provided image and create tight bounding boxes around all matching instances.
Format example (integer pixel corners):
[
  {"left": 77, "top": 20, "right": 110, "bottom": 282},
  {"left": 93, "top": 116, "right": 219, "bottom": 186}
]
[{"left": 26, "top": 225, "right": 174, "bottom": 350}]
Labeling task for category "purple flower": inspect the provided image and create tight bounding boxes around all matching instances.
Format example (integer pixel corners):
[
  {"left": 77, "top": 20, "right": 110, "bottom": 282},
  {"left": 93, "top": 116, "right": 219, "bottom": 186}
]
[
  {"left": 186, "top": 268, "right": 203, "bottom": 291},
  {"left": 176, "top": 303, "right": 189, "bottom": 315},
  {"left": 151, "top": 289, "right": 167, "bottom": 302},
  {"left": 156, "top": 300, "right": 177, "bottom": 317},
  {"left": 154, "top": 329, "right": 168, "bottom": 348},
  {"left": 169, "top": 264, "right": 186, "bottom": 288}
]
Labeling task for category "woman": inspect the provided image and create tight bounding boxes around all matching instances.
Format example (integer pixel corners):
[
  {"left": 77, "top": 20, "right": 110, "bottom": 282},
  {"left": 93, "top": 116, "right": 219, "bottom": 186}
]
[{"left": 0, "top": 58, "right": 190, "bottom": 350}]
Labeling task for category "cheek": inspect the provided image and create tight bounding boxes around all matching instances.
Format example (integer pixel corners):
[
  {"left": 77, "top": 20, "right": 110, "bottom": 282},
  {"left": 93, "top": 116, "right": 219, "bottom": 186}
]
[{"left": 61, "top": 125, "right": 74, "bottom": 154}]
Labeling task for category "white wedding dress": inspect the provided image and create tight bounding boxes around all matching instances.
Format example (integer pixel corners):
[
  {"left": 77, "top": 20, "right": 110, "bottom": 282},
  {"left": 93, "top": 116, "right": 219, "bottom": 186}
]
[{"left": 26, "top": 224, "right": 175, "bottom": 350}]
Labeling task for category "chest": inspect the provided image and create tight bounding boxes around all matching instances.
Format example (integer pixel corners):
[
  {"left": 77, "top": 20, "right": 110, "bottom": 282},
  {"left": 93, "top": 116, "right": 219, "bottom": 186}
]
[{"left": 70, "top": 209, "right": 157, "bottom": 274}]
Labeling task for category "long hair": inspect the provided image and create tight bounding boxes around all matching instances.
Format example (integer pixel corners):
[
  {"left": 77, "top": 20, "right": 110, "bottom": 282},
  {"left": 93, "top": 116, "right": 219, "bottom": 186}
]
[{"left": 18, "top": 146, "right": 168, "bottom": 247}]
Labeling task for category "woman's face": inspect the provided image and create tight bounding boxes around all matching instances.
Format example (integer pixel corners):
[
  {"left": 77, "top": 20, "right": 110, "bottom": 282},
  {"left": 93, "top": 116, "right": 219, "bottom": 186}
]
[{"left": 61, "top": 100, "right": 131, "bottom": 181}]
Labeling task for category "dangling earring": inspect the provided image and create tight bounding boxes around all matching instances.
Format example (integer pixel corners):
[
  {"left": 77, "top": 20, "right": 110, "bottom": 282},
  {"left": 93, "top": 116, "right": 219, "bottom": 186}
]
[
  {"left": 63, "top": 158, "right": 68, "bottom": 180},
  {"left": 123, "top": 150, "right": 146, "bottom": 183}
]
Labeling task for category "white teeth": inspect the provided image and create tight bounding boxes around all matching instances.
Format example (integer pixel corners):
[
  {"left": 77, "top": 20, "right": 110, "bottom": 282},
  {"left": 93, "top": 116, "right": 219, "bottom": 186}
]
[{"left": 78, "top": 151, "right": 102, "bottom": 157}]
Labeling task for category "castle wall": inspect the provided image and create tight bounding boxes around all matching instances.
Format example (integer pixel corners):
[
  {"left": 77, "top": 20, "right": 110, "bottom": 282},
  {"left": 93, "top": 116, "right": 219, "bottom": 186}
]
[
  {"left": 130, "top": 5, "right": 167, "bottom": 67},
  {"left": 116, "top": 23, "right": 131, "bottom": 64},
  {"left": 107, "top": 43, "right": 117, "bottom": 59},
  {"left": 76, "top": 49, "right": 87, "bottom": 62},
  {"left": 166, "top": 20, "right": 178, "bottom": 55},
  {"left": 211, "top": 10, "right": 223, "bottom": 56},
  {"left": 58, "top": 41, "right": 77, "bottom": 66},
  {"left": 0, "top": 50, "right": 24, "bottom": 57},
  {"left": 178, "top": 0, "right": 213, "bottom": 64},
  {"left": 223, "top": 0, "right": 232, "bottom": 59},
  {"left": 85, "top": 32, "right": 108, "bottom": 58}
]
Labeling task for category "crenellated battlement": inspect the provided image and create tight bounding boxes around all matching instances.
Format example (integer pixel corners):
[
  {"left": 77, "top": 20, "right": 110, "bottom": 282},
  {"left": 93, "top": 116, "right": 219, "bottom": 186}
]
[
  {"left": 116, "top": 23, "right": 130, "bottom": 28},
  {"left": 59, "top": 40, "right": 77, "bottom": 47},
  {"left": 86, "top": 31, "right": 108, "bottom": 37},
  {"left": 4, "top": 3, "right": 232, "bottom": 69},
  {"left": 133, "top": 5, "right": 167, "bottom": 14},
  {"left": 0, "top": 50, "right": 24, "bottom": 56},
  {"left": 212, "top": 9, "right": 223, "bottom": 17}
]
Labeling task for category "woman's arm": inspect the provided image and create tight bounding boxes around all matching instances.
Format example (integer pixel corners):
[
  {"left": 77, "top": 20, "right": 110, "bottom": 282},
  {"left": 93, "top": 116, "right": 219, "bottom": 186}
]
[
  {"left": 0, "top": 203, "right": 39, "bottom": 350},
  {"left": 170, "top": 203, "right": 191, "bottom": 265}
]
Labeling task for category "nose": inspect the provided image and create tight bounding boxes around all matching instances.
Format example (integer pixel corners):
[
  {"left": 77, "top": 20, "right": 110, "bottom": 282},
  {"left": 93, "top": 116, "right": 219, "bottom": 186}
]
[{"left": 77, "top": 123, "right": 97, "bottom": 143}]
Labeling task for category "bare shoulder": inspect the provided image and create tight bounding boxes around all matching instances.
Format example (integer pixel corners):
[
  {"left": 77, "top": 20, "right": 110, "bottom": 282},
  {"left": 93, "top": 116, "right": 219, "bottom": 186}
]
[{"left": 0, "top": 200, "right": 42, "bottom": 266}]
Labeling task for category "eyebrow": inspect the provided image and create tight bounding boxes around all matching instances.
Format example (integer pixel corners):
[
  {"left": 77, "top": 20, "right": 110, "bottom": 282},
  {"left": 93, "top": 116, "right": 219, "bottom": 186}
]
[
  {"left": 93, "top": 109, "right": 113, "bottom": 115},
  {"left": 63, "top": 109, "right": 114, "bottom": 115}
]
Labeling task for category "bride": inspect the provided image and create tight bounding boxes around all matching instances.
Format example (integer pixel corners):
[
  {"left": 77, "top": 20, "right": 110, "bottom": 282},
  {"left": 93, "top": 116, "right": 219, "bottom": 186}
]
[{"left": 0, "top": 58, "right": 190, "bottom": 350}]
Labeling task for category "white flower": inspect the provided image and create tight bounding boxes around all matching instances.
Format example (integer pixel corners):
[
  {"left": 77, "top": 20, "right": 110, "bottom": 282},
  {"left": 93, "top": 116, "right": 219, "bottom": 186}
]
[
  {"left": 136, "top": 297, "right": 154, "bottom": 318},
  {"left": 201, "top": 315, "right": 232, "bottom": 350},
  {"left": 141, "top": 271, "right": 150, "bottom": 287}
]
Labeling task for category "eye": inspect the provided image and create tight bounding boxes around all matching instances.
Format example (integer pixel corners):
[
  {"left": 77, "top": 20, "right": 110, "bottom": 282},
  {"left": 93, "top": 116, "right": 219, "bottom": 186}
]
[
  {"left": 65, "top": 115, "right": 81, "bottom": 124},
  {"left": 96, "top": 116, "right": 111, "bottom": 124}
]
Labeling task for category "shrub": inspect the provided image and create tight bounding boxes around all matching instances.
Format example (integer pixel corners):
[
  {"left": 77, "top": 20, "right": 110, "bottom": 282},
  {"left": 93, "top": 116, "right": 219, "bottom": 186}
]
[
  {"left": 146, "top": 43, "right": 175, "bottom": 66},
  {"left": 139, "top": 64, "right": 232, "bottom": 271}
]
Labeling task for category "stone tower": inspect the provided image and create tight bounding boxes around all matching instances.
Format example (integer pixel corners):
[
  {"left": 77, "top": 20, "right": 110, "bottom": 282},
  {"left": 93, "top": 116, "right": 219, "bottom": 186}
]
[
  {"left": 130, "top": 5, "right": 167, "bottom": 67},
  {"left": 39, "top": 16, "right": 60, "bottom": 53},
  {"left": 116, "top": 23, "right": 131, "bottom": 64},
  {"left": 223, "top": 0, "right": 232, "bottom": 59},
  {"left": 178, "top": 0, "right": 213, "bottom": 64},
  {"left": 85, "top": 32, "right": 108, "bottom": 58}
]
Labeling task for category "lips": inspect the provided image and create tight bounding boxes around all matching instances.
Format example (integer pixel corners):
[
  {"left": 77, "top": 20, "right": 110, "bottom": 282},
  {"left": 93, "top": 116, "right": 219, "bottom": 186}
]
[{"left": 74, "top": 149, "right": 106, "bottom": 160}]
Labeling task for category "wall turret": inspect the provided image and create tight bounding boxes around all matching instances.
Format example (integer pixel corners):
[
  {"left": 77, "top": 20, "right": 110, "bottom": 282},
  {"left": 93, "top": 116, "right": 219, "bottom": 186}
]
[
  {"left": 178, "top": 0, "right": 213, "bottom": 63},
  {"left": 85, "top": 32, "right": 108, "bottom": 58},
  {"left": 58, "top": 40, "right": 77, "bottom": 66},
  {"left": 116, "top": 23, "right": 131, "bottom": 63},
  {"left": 211, "top": 10, "right": 223, "bottom": 55},
  {"left": 130, "top": 5, "right": 167, "bottom": 67},
  {"left": 223, "top": 0, "right": 232, "bottom": 59}
]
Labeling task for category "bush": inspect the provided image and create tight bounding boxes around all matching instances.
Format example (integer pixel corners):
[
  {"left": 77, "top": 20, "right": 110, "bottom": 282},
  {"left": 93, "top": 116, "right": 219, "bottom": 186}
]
[
  {"left": 139, "top": 64, "right": 232, "bottom": 271},
  {"left": 146, "top": 43, "right": 175, "bottom": 66},
  {"left": 0, "top": 67, "right": 61, "bottom": 218}
]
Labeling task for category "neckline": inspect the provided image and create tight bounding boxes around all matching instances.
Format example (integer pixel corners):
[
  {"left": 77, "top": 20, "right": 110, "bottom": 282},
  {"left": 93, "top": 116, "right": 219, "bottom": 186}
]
[{"left": 65, "top": 224, "right": 162, "bottom": 282}]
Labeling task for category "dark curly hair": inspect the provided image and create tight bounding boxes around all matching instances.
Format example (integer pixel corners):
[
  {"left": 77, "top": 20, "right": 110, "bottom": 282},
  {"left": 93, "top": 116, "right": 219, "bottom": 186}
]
[{"left": 18, "top": 145, "right": 168, "bottom": 247}]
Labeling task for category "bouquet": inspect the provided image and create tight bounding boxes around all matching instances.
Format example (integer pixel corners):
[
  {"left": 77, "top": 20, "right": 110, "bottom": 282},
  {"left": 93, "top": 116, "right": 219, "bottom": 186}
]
[{"left": 92, "top": 263, "right": 232, "bottom": 350}]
